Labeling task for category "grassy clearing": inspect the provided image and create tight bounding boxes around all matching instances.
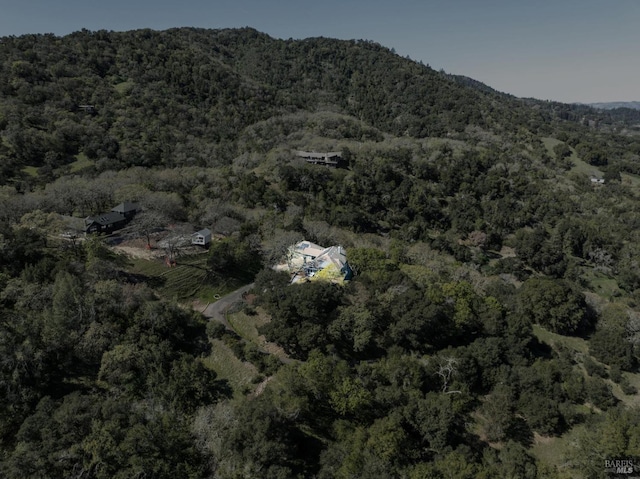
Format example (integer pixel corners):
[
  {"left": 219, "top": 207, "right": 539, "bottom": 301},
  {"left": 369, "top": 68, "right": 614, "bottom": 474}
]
[
  {"left": 542, "top": 137, "right": 602, "bottom": 178},
  {"left": 162, "top": 264, "right": 208, "bottom": 300},
  {"left": 530, "top": 428, "right": 583, "bottom": 477},
  {"left": 570, "top": 155, "right": 601, "bottom": 177},
  {"left": 532, "top": 324, "right": 589, "bottom": 354},
  {"left": 203, "top": 339, "right": 258, "bottom": 398},
  {"left": 617, "top": 372, "right": 640, "bottom": 407},
  {"left": 582, "top": 270, "right": 621, "bottom": 301},
  {"left": 533, "top": 320, "right": 640, "bottom": 408},
  {"left": 564, "top": 146, "right": 600, "bottom": 177},
  {"left": 610, "top": 376, "right": 640, "bottom": 407},
  {"left": 69, "top": 153, "right": 94, "bottom": 173},
  {"left": 128, "top": 257, "right": 166, "bottom": 275},
  {"left": 474, "top": 407, "right": 584, "bottom": 478},
  {"left": 113, "top": 80, "right": 135, "bottom": 95},
  {"left": 227, "top": 310, "right": 266, "bottom": 343},
  {"left": 541, "top": 137, "right": 562, "bottom": 155},
  {"left": 22, "top": 165, "right": 39, "bottom": 177},
  {"left": 226, "top": 309, "right": 290, "bottom": 361}
]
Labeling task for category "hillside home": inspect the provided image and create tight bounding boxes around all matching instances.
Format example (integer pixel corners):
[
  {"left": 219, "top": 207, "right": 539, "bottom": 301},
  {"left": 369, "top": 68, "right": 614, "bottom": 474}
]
[
  {"left": 285, "top": 240, "right": 353, "bottom": 283},
  {"left": 191, "top": 228, "right": 212, "bottom": 247},
  {"left": 84, "top": 201, "right": 139, "bottom": 234},
  {"left": 296, "top": 150, "right": 342, "bottom": 167},
  {"left": 85, "top": 212, "right": 128, "bottom": 234}
]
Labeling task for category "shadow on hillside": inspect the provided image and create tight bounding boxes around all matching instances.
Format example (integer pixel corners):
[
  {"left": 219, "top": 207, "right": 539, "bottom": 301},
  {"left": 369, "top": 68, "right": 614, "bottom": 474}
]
[
  {"left": 125, "top": 272, "right": 167, "bottom": 289},
  {"left": 507, "top": 417, "right": 534, "bottom": 447}
]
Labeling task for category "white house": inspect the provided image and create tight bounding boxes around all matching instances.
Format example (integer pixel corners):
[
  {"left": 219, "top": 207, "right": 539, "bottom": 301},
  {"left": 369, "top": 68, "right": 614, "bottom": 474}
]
[
  {"left": 191, "top": 228, "right": 212, "bottom": 247},
  {"left": 284, "top": 240, "right": 353, "bottom": 283}
]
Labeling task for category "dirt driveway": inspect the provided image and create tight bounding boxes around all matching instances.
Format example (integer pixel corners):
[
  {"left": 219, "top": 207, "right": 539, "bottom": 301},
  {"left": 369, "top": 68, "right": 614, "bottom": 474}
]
[{"left": 200, "top": 283, "right": 255, "bottom": 329}]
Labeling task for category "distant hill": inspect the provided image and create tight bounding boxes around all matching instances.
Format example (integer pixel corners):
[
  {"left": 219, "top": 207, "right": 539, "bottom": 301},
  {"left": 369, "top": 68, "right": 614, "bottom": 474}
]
[
  {"left": 588, "top": 101, "right": 640, "bottom": 110},
  {"left": 0, "top": 27, "right": 633, "bottom": 180}
]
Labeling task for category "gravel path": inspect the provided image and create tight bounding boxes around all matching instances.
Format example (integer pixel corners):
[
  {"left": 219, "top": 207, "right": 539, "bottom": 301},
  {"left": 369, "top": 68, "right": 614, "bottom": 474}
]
[{"left": 201, "top": 283, "right": 255, "bottom": 329}]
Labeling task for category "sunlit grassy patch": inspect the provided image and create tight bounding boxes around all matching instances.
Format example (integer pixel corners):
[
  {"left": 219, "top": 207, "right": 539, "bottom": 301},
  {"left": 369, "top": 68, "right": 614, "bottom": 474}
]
[
  {"left": 532, "top": 324, "right": 589, "bottom": 354},
  {"left": 22, "top": 165, "right": 39, "bottom": 177},
  {"left": 583, "top": 271, "right": 621, "bottom": 301},
  {"left": 69, "top": 153, "right": 94, "bottom": 173},
  {"left": 203, "top": 339, "right": 258, "bottom": 398},
  {"left": 114, "top": 80, "right": 135, "bottom": 94}
]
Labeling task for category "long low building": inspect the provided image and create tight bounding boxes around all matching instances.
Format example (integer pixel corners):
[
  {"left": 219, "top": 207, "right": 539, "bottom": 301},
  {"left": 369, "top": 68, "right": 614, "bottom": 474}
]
[{"left": 295, "top": 150, "right": 342, "bottom": 167}]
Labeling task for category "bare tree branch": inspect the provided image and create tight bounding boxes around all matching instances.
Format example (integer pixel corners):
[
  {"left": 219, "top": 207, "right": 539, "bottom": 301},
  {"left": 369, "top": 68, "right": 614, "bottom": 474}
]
[{"left": 437, "top": 357, "right": 462, "bottom": 395}]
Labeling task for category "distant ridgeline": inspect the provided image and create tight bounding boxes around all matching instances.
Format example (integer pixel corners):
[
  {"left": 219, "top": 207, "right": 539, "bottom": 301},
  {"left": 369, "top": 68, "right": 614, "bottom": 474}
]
[
  {"left": 0, "top": 27, "right": 637, "bottom": 180},
  {"left": 588, "top": 101, "right": 640, "bottom": 111}
]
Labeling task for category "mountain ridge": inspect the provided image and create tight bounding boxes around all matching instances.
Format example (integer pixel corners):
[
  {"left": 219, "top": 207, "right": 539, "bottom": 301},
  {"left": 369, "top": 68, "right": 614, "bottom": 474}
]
[
  {"left": 0, "top": 26, "right": 631, "bottom": 179},
  {"left": 588, "top": 101, "right": 640, "bottom": 110}
]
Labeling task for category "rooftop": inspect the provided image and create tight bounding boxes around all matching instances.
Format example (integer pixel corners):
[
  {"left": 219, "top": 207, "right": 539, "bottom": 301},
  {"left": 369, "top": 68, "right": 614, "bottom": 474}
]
[
  {"left": 86, "top": 211, "right": 126, "bottom": 226},
  {"left": 284, "top": 240, "right": 352, "bottom": 284},
  {"left": 111, "top": 201, "right": 139, "bottom": 214}
]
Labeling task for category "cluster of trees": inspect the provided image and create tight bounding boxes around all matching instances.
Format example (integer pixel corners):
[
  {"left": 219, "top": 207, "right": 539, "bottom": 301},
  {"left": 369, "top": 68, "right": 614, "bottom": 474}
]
[
  {"left": 239, "top": 250, "right": 631, "bottom": 477},
  {"left": 0, "top": 231, "right": 228, "bottom": 477}
]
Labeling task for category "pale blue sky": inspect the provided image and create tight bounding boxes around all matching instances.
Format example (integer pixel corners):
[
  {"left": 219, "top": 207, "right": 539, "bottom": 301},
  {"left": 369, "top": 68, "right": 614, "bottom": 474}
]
[{"left": 1, "top": 0, "right": 638, "bottom": 103}]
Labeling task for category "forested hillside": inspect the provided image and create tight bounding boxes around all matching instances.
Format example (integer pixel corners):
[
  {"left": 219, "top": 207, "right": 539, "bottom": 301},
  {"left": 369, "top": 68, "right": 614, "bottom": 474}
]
[{"left": 2, "top": 27, "right": 640, "bottom": 478}]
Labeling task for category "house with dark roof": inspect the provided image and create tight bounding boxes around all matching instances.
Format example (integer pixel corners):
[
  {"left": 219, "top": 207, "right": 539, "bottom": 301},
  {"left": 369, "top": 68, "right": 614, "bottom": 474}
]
[
  {"left": 85, "top": 201, "right": 139, "bottom": 234},
  {"left": 296, "top": 150, "right": 343, "bottom": 167},
  {"left": 85, "top": 212, "right": 128, "bottom": 234}
]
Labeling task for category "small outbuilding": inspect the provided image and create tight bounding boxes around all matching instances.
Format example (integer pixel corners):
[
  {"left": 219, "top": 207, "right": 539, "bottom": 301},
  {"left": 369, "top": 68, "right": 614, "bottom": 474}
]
[{"left": 191, "top": 228, "right": 212, "bottom": 247}]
